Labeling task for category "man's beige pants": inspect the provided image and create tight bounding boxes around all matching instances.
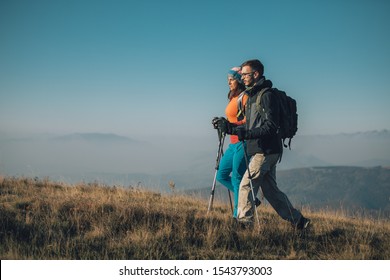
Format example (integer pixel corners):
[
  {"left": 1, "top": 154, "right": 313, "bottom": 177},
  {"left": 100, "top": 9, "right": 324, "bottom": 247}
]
[{"left": 237, "top": 153, "right": 302, "bottom": 224}]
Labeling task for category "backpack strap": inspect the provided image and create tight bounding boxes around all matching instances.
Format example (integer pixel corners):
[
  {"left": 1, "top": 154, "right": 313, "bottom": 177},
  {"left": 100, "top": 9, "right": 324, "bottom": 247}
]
[
  {"left": 236, "top": 91, "right": 246, "bottom": 120},
  {"left": 255, "top": 87, "right": 270, "bottom": 113}
]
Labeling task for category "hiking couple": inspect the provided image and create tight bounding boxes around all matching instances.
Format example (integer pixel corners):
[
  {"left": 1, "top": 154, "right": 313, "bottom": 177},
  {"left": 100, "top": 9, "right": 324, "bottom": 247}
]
[{"left": 212, "top": 59, "right": 310, "bottom": 230}]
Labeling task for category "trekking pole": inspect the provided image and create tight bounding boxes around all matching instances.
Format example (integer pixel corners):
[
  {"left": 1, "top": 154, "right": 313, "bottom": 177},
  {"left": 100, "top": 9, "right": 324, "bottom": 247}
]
[
  {"left": 207, "top": 129, "right": 233, "bottom": 214},
  {"left": 241, "top": 141, "right": 261, "bottom": 227}
]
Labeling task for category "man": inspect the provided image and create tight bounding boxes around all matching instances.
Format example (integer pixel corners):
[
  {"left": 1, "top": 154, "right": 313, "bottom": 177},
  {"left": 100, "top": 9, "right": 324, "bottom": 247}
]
[{"left": 217, "top": 59, "right": 310, "bottom": 230}]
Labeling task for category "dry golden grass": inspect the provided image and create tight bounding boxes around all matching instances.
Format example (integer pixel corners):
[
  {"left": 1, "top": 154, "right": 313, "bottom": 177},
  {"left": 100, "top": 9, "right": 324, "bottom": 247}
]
[{"left": 0, "top": 176, "right": 389, "bottom": 260}]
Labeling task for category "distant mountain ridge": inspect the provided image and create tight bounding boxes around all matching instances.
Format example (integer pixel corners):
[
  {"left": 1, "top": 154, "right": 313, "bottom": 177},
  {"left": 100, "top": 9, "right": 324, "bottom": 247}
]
[
  {"left": 306, "top": 129, "right": 390, "bottom": 137},
  {"left": 52, "top": 132, "right": 140, "bottom": 144},
  {"left": 278, "top": 129, "right": 390, "bottom": 169},
  {"left": 277, "top": 166, "right": 390, "bottom": 213},
  {"left": 333, "top": 129, "right": 390, "bottom": 138}
]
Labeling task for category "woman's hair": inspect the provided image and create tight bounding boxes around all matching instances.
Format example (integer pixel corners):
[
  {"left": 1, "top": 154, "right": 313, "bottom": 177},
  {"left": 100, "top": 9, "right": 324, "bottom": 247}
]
[{"left": 228, "top": 82, "right": 245, "bottom": 100}]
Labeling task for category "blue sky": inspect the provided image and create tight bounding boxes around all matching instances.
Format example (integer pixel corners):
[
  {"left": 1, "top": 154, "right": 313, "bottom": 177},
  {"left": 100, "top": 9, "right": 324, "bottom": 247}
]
[{"left": 1, "top": 0, "right": 390, "bottom": 141}]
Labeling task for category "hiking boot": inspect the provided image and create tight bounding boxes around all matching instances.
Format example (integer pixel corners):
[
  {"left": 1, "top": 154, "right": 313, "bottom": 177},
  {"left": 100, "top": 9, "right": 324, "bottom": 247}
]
[{"left": 295, "top": 216, "right": 311, "bottom": 230}]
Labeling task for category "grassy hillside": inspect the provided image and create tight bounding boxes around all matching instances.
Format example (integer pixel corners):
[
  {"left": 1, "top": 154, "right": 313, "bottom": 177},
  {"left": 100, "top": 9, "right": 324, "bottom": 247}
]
[{"left": 0, "top": 176, "right": 389, "bottom": 260}]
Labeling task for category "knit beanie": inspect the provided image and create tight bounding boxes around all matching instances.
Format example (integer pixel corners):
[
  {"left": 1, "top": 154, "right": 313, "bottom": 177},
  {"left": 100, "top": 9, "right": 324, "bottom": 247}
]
[{"left": 228, "top": 67, "right": 243, "bottom": 83}]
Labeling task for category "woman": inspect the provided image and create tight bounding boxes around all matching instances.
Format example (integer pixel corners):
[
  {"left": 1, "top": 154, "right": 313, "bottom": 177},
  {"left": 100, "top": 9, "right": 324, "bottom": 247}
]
[{"left": 216, "top": 67, "right": 248, "bottom": 218}]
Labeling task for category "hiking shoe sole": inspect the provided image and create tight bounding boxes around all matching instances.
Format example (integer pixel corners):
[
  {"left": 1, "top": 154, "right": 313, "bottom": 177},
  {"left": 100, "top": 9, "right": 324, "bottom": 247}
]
[{"left": 296, "top": 217, "right": 311, "bottom": 230}]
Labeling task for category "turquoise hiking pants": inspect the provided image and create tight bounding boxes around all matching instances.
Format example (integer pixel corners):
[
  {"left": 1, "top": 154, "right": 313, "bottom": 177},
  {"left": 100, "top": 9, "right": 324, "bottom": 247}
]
[{"left": 216, "top": 141, "right": 247, "bottom": 217}]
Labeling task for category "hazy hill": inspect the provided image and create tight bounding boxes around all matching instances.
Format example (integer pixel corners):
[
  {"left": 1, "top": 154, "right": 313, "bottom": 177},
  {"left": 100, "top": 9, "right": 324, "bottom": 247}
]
[
  {"left": 277, "top": 166, "right": 390, "bottom": 214},
  {"left": 52, "top": 132, "right": 140, "bottom": 144},
  {"left": 278, "top": 129, "right": 390, "bottom": 169}
]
